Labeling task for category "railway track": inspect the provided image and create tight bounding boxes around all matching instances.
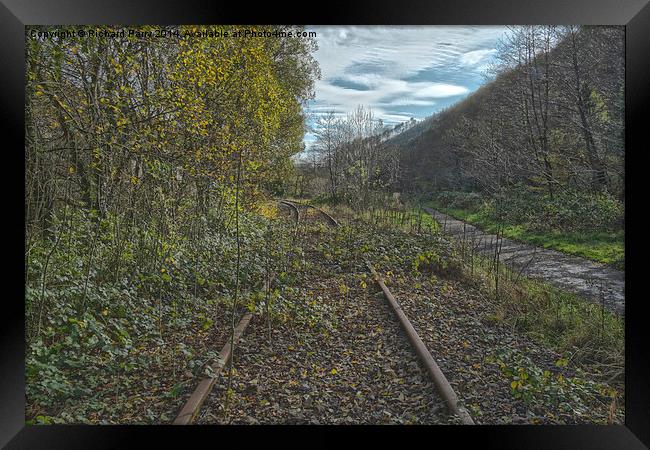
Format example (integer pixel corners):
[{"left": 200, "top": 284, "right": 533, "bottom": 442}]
[
  {"left": 280, "top": 200, "right": 473, "bottom": 425},
  {"left": 173, "top": 199, "right": 473, "bottom": 425}
]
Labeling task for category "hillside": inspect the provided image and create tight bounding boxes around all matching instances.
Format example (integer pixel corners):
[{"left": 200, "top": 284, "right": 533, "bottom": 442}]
[{"left": 385, "top": 26, "right": 624, "bottom": 198}]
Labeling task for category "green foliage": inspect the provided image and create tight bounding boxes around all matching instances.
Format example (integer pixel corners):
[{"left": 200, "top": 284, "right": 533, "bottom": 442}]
[
  {"left": 489, "top": 188, "right": 623, "bottom": 233},
  {"left": 25, "top": 25, "right": 321, "bottom": 423},
  {"left": 433, "top": 187, "right": 623, "bottom": 234},
  {"left": 458, "top": 248, "right": 624, "bottom": 394},
  {"left": 490, "top": 348, "right": 622, "bottom": 424},
  {"left": 410, "top": 250, "right": 461, "bottom": 279},
  {"left": 428, "top": 187, "right": 624, "bottom": 268},
  {"left": 25, "top": 202, "right": 302, "bottom": 423},
  {"left": 429, "top": 191, "right": 484, "bottom": 211}
]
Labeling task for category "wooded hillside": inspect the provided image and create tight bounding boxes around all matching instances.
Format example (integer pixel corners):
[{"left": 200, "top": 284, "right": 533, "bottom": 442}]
[{"left": 390, "top": 26, "right": 624, "bottom": 199}]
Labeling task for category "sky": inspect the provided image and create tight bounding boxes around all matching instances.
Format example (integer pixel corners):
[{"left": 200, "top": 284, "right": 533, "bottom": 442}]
[{"left": 300, "top": 26, "right": 510, "bottom": 156}]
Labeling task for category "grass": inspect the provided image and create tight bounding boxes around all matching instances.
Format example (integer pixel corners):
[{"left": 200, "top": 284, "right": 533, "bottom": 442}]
[
  {"left": 363, "top": 204, "right": 625, "bottom": 423},
  {"left": 360, "top": 206, "right": 440, "bottom": 234},
  {"left": 426, "top": 213, "right": 625, "bottom": 389},
  {"left": 426, "top": 200, "right": 624, "bottom": 270},
  {"left": 419, "top": 203, "right": 624, "bottom": 389},
  {"left": 493, "top": 265, "right": 622, "bottom": 355},
  {"left": 467, "top": 252, "right": 624, "bottom": 385}
]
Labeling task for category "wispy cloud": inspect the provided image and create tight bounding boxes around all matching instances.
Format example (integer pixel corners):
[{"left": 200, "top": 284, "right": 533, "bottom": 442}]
[
  {"left": 460, "top": 48, "right": 497, "bottom": 66},
  {"left": 302, "top": 26, "right": 510, "bottom": 152}
]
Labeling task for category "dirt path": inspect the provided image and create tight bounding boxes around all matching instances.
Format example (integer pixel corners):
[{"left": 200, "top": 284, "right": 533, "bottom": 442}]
[{"left": 423, "top": 208, "right": 625, "bottom": 314}]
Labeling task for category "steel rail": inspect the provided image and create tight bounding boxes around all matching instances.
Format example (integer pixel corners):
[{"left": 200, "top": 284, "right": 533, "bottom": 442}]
[
  {"left": 278, "top": 199, "right": 300, "bottom": 221},
  {"left": 279, "top": 199, "right": 339, "bottom": 227},
  {"left": 281, "top": 199, "right": 474, "bottom": 425},
  {"left": 366, "top": 263, "right": 475, "bottom": 424},
  {"left": 171, "top": 200, "right": 313, "bottom": 424},
  {"left": 175, "top": 199, "right": 474, "bottom": 425},
  {"left": 172, "top": 313, "right": 253, "bottom": 424}
]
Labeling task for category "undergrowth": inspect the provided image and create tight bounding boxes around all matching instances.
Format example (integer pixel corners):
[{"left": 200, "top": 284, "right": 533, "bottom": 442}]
[
  {"left": 426, "top": 189, "right": 624, "bottom": 269},
  {"left": 25, "top": 202, "right": 299, "bottom": 424}
]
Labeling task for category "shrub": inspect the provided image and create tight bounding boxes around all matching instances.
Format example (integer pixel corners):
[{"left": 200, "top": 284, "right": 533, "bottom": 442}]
[
  {"left": 488, "top": 187, "right": 623, "bottom": 233},
  {"left": 433, "top": 191, "right": 484, "bottom": 210}
]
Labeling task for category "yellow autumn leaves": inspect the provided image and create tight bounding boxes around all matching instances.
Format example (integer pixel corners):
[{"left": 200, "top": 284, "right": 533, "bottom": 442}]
[{"left": 28, "top": 25, "right": 317, "bottom": 212}]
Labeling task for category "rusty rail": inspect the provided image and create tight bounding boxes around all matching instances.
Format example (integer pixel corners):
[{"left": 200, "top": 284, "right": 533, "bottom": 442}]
[
  {"left": 278, "top": 199, "right": 300, "bottom": 221},
  {"left": 173, "top": 312, "right": 253, "bottom": 425},
  {"left": 366, "top": 263, "right": 475, "bottom": 425},
  {"left": 172, "top": 200, "right": 336, "bottom": 424},
  {"left": 279, "top": 199, "right": 339, "bottom": 227},
  {"left": 281, "top": 199, "right": 474, "bottom": 425}
]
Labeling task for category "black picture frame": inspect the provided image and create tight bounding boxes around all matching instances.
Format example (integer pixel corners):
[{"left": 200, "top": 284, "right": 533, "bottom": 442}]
[{"left": 2, "top": 0, "right": 648, "bottom": 448}]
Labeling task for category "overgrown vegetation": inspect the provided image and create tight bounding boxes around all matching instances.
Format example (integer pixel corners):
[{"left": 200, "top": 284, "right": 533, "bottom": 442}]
[
  {"left": 25, "top": 24, "right": 624, "bottom": 425},
  {"left": 25, "top": 25, "right": 320, "bottom": 423},
  {"left": 328, "top": 197, "right": 624, "bottom": 424},
  {"left": 427, "top": 188, "right": 624, "bottom": 268},
  {"left": 464, "top": 249, "right": 624, "bottom": 373},
  {"left": 429, "top": 189, "right": 624, "bottom": 234},
  {"left": 489, "top": 348, "right": 621, "bottom": 424},
  {"left": 423, "top": 204, "right": 625, "bottom": 422},
  {"left": 321, "top": 195, "right": 624, "bottom": 385}
]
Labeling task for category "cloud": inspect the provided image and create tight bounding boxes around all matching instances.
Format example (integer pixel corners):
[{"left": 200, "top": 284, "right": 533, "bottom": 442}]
[
  {"left": 414, "top": 83, "right": 469, "bottom": 98},
  {"left": 301, "top": 26, "right": 509, "bottom": 152},
  {"left": 383, "top": 98, "right": 436, "bottom": 107},
  {"left": 460, "top": 48, "right": 497, "bottom": 66}
]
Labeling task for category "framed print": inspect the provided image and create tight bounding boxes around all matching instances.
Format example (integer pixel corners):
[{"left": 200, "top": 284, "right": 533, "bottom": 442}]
[{"left": 2, "top": 0, "right": 648, "bottom": 448}]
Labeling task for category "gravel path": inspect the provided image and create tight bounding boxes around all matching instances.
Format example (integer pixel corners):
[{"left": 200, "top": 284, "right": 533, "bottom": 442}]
[{"left": 424, "top": 208, "right": 625, "bottom": 314}]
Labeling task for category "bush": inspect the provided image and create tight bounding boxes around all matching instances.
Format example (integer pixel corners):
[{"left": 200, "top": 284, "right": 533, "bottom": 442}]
[
  {"left": 25, "top": 201, "right": 299, "bottom": 423},
  {"left": 433, "top": 191, "right": 484, "bottom": 210},
  {"left": 490, "top": 348, "right": 622, "bottom": 424},
  {"left": 489, "top": 187, "right": 624, "bottom": 233}
]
